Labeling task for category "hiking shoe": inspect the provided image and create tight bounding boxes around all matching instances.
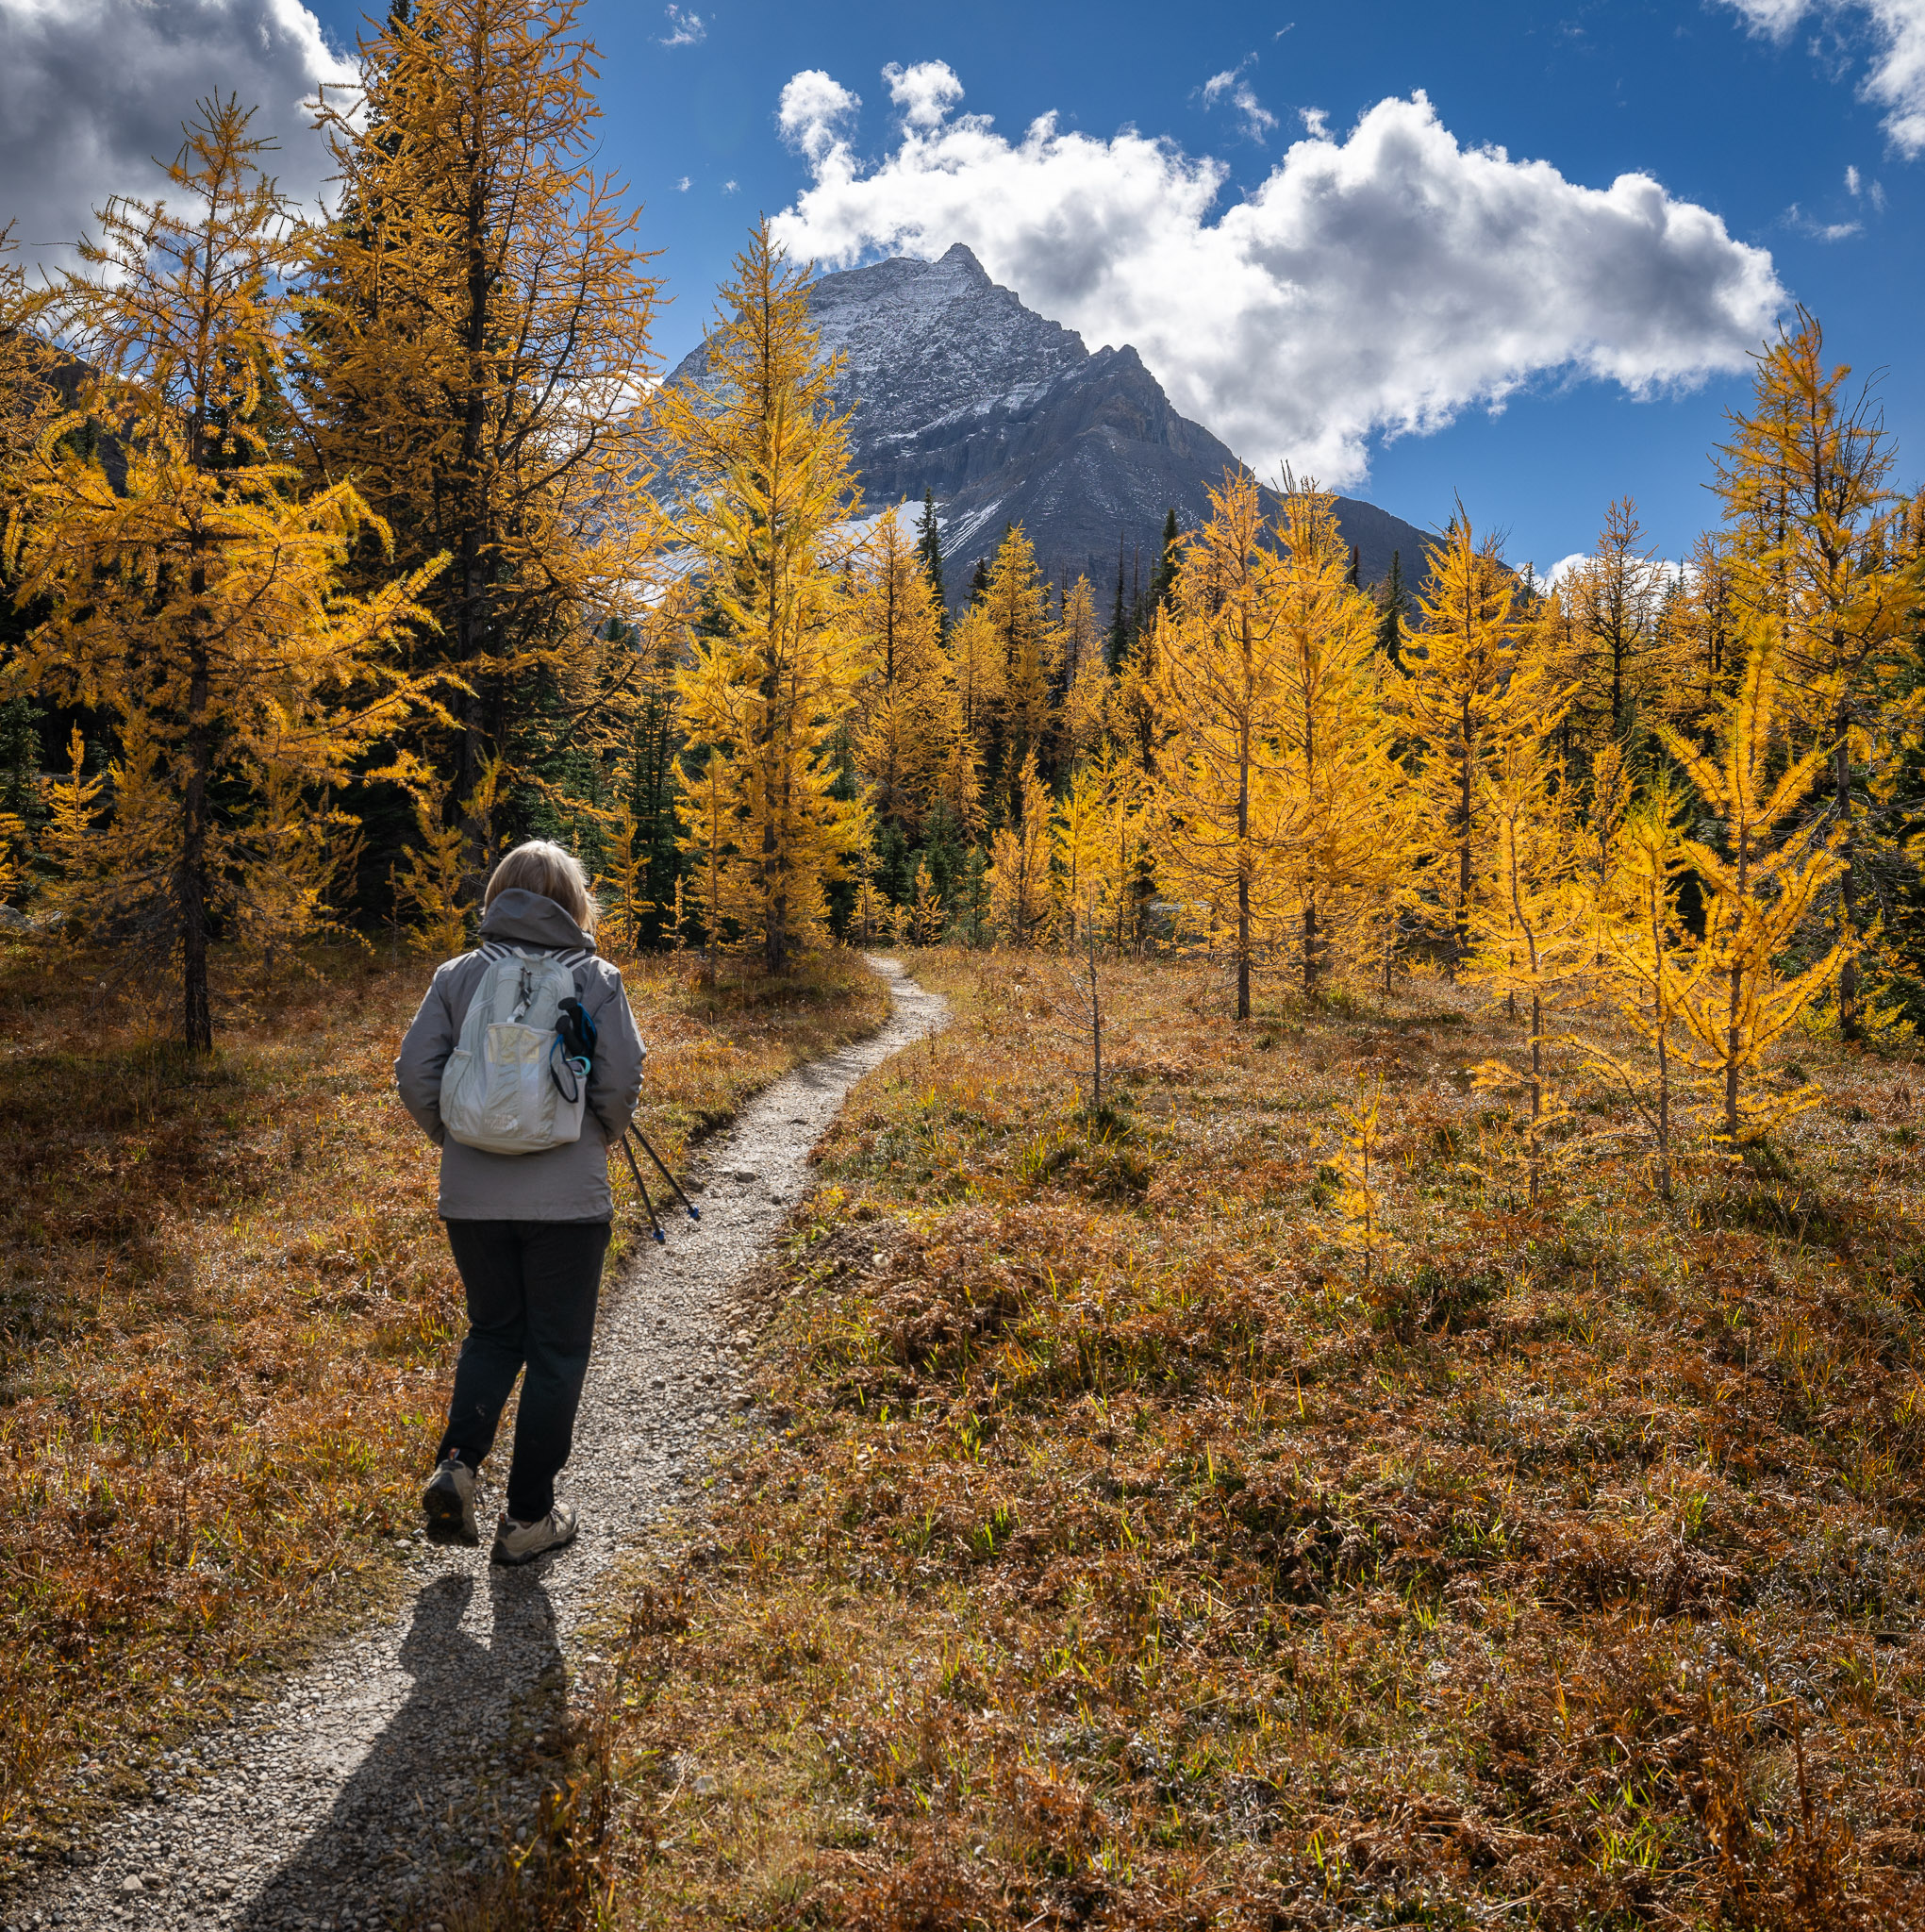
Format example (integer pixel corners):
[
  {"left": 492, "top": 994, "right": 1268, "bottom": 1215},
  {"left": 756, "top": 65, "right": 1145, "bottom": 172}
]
[
  {"left": 423, "top": 1454, "right": 478, "bottom": 1543},
  {"left": 491, "top": 1502, "right": 579, "bottom": 1567}
]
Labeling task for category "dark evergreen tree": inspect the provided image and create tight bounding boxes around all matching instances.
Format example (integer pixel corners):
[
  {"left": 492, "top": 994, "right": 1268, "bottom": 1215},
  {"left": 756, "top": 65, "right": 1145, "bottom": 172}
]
[
  {"left": 1150, "top": 508, "right": 1181, "bottom": 609},
  {"left": 970, "top": 554, "right": 991, "bottom": 605},
  {"left": 915, "top": 487, "right": 947, "bottom": 638},
  {"left": 872, "top": 818, "right": 914, "bottom": 908},
  {"left": 1375, "top": 548, "right": 1409, "bottom": 670},
  {"left": 1107, "top": 538, "right": 1130, "bottom": 671},
  {"left": 0, "top": 698, "right": 41, "bottom": 828},
  {"left": 921, "top": 797, "right": 966, "bottom": 916},
  {"left": 1349, "top": 543, "right": 1361, "bottom": 589}
]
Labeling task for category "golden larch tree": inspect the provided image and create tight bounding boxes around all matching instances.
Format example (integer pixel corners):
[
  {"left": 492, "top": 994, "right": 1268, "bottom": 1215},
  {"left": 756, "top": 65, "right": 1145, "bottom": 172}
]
[
  {"left": 1713, "top": 308, "right": 1919, "bottom": 1039},
  {"left": 987, "top": 747, "right": 1054, "bottom": 945},
  {"left": 7, "top": 101, "right": 437, "bottom": 1047},
  {"left": 1151, "top": 474, "right": 1299, "bottom": 1020},
  {"left": 1466, "top": 732, "right": 1587, "bottom": 1204},
  {"left": 1268, "top": 478, "right": 1403, "bottom": 986},
  {"left": 301, "top": 0, "right": 662, "bottom": 825},
  {"left": 1392, "top": 518, "right": 1562, "bottom": 974},
  {"left": 1657, "top": 631, "right": 1846, "bottom": 1144},
  {"left": 852, "top": 507, "right": 960, "bottom": 834},
  {"left": 981, "top": 525, "right": 1059, "bottom": 800},
  {"left": 660, "top": 223, "right": 867, "bottom": 975}
]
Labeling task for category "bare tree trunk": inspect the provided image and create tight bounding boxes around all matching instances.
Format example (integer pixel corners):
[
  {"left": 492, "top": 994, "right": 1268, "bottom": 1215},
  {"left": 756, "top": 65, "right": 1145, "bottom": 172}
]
[
  {"left": 1835, "top": 728, "right": 1859, "bottom": 1041},
  {"left": 1528, "top": 990, "right": 1543, "bottom": 1205},
  {"left": 181, "top": 627, "right": 213, "bottom": 1053}
]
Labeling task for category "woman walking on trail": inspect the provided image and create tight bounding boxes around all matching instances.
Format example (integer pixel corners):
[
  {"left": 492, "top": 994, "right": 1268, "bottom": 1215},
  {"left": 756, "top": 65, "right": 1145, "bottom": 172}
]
[{"left": 395, "top": 841, "right": 645, "bottom": 1565}]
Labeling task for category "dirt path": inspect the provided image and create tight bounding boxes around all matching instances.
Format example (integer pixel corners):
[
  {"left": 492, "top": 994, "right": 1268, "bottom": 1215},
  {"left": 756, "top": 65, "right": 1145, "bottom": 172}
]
[{"left": 18, "top": 958, "right": 944, "bottom": 1932}]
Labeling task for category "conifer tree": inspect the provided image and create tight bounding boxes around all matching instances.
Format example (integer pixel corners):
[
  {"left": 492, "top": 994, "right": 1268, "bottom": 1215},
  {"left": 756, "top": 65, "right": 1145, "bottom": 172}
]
[
  {"left": 914, "top": 487, "right": 947, "bottom": 636},
  {"left": 1374, "top": 549, "right": 1408, "bottom": 668},
  {"left": 1268, "top": 478, "right": 1402, "bottom": 986},
  {"left": 1107, "top": 540, "right": 1131, "bottom": 671},
  {"left": 1059, "top": 575, "right": 1111, "bottom": 761},
  {"left": 1657, "top": 633, "right": 1846, "bottom": 1143},
  {"left": 1151, "top": 475, "right": 1296, "bottom": 1020},
  {"left": 1554, "top": 498, "right": 1669, "bottom": 744},
  {"left": 8, "top": 101, "right": 436, "bottom": 1046},
  {"left": 946, "top": 600, "right": 1004, "bottom": 798},
  {"left": 301, "top": 0, "right": 662, "bottom": 838},
  {"left": 1390, "top": 519, "right": 1561, "bottom": 975},
  {"left": 1151, "top": 508, "right": 1181, "bottom": 610},
  {"left": 1466, "top": 732, "right": 1587, "bottom": 1204},
  {"left": 852, "top": 507, "right": 958, "bottom": 833},
  {"left": 1582, "top": 780, "right": 1706, "bottom": 1200},
  {"left": 987, "top": 747, "right": 1053, "bottom": 944},
  {"left": 1713, "top": 308, "right": 1918, "bottom": 1039},
  {"left": 658, "top": 224, "right": 866, "bottom": 975},
  {"left": 981, "top": 524, "right": 1059, "bottom": 799},
  {"left": 1054, "top": 758, "right": 1109, "bottom": 948},
  {"left": 1665, "top": 532, "right": 1741, "bottom": 737}
]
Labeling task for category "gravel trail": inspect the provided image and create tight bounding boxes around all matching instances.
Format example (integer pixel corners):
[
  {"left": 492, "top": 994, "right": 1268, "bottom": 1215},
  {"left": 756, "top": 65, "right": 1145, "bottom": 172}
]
[{"left": 16, "top": 957, "right": 944, "bottom": 1932}]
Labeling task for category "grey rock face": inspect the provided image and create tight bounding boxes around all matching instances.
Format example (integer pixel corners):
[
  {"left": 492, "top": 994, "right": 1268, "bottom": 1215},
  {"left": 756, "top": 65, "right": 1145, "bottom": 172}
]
[{"left": 666, "top": 242, "right": 1435, "bottom": 597}]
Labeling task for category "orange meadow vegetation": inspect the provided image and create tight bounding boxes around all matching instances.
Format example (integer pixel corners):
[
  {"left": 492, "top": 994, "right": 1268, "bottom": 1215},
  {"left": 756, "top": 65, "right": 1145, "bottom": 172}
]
[
  {"left": 542, "top": 948, "right": 1925, "bottom": 1931},
  {"left": 0, "top": 940, "right": 887, "bottom": 1885}
]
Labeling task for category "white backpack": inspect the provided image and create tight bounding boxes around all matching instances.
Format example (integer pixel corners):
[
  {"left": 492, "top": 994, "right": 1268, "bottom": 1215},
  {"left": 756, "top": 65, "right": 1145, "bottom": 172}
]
[{"left": 440, "top": 942, "right": 594, "bottom": 1156}]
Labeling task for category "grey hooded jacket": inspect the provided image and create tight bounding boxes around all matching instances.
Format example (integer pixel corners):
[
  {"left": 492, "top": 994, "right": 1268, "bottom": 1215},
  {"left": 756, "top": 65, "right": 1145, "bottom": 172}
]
[{"left": 393, "top": 889, "right": 646, "bottom": 1221}]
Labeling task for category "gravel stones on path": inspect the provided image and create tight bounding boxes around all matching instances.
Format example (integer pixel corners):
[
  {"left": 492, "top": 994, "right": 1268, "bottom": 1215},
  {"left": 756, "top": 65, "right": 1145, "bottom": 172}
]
[{"left": 11, "top": 958, "right": 945, "bottom": 1932}]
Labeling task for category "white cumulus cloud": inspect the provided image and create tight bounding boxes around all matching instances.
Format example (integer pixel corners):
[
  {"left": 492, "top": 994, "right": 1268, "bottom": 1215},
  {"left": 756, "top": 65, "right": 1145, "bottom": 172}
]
[
  {"left": 885, "top": 59, "right": 963, "bottom": 130},
  {"left": 1724, "top": 0, "right": 1925, "bottom": 155},
  {"left": 771, "top": 72, "right": 1784, "bottom": 489},
  {"left": 0, "top": 0, "right": 353, "bottom": 273},
  {"left": 777, "top": 69, "right": 861, "bottom": 168}
]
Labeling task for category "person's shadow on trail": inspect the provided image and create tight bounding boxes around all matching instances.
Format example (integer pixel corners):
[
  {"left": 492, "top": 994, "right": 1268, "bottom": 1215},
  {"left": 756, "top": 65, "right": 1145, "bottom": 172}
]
[{"left": 239, "top": 1563, "right": 567, "bottom": 1926}]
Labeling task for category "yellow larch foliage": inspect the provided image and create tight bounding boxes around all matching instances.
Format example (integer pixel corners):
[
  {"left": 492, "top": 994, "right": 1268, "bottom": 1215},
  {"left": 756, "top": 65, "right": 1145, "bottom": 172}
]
[
  {"left": 1663, "top": 532, "right": 1742, "bottom": 735},
  {"left": 1391, "top": 517, "right": 1563, "bottom": 975},
  {"left": 659, "top": 223, "right": 867, "bottom": 975},
  {"left": 302, "top": 0, "right": 663, "bottom": 813},
  {"left": 1581, "top": 779, "right": 1709, "bottom": 1200},
  {"left": 946, "top": 599, "right": 1005, "bottom": 792},
  {"left": 1657, "top": 630, "right": 1846, "bottom": 1144},
  {"left": 1466, "top": 730, "right": 1588, "bottom": 1205},
  {"left": 1059, "top": 575, "right": 1111, "bottom": 761},
  {"left": 987, "top": 747, "right": 1054, "bottom": 945},
  {"left": 852, "top": 507, "right": 961, "bottom": 834},
  {"left": 1714, "top": 308, "right": 1920, "bottom": 1039},
  {"left": 1267, "top": 479, "right": 1403, "bottom": 987},
  {"left": 1053, "top": 758, "right": 1110, "bottom": 948},
  {"left": 1150, "top": 473, "right": 1296, "bottom": 1020},
  {"left": 8, "top": 100, "right": 439, "bottom": 1048},
  {"left": 981, "top": 525, "right": 1059, "bottom": 798},
  {"left": 1550, "top": 498, "right": 1672, "bottom": 745}
]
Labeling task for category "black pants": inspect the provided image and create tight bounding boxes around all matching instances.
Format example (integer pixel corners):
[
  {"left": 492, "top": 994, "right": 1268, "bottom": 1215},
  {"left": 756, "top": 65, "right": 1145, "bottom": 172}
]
[{"left": 435, "top": 1219, "right": 609, "bottom": 1523}]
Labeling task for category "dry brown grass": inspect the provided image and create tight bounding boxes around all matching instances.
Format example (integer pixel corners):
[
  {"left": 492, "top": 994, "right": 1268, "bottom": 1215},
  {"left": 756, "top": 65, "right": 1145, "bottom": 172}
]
[
  {"left": 556, "top": 948, "right": 1925, "bottom": 1930},
  {"left": 0, "top": 938, "right": 888, "bottom": 1884}
]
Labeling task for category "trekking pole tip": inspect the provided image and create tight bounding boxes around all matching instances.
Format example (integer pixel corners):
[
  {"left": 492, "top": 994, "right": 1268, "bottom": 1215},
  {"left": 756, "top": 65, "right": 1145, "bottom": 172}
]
[
  {"left": 687, "top": 1205, "right": 702, "bottom": 1222},
  {"left": 652, "top": 1225, "right": 667, "bottom": 1244}
]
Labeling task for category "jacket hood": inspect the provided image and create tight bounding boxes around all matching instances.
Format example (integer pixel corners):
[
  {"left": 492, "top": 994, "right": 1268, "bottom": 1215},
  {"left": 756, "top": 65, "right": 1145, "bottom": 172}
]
[{"left": 476, "top": 888, "right": 595, "bottom": 953}]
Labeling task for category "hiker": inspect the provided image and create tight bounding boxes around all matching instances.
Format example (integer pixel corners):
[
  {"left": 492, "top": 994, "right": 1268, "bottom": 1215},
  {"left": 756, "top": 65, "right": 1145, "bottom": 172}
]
[{"left": 394, "top": 840, "right": 645, "bottom": 1565}]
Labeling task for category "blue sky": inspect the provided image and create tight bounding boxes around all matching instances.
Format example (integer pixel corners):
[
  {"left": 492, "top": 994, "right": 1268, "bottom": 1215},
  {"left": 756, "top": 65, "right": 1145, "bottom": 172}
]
[
  {"left": 5, "top": 0, "right": 1918, "bottom": 575},
  {"left": 533, "top": 0, "right": 1925, "bottom": 573}
]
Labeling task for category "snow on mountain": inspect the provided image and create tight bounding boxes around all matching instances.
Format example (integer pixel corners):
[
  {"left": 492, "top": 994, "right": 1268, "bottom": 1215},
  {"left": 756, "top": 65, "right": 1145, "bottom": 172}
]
[{"left": 665, "top": 242, "right": 1435, "bottom": 599}]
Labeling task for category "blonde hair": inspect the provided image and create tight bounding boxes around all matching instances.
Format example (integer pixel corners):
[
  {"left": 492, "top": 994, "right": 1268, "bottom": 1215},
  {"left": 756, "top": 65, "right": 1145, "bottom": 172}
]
[{"left": 484, "top": 840, "right": 599, "bottom": 937}]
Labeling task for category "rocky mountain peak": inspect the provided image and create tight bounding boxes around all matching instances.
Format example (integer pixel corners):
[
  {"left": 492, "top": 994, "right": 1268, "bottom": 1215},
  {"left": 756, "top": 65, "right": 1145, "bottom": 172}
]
[{"left": 667, "top": 249, "right": 1433, "bottom": 598}]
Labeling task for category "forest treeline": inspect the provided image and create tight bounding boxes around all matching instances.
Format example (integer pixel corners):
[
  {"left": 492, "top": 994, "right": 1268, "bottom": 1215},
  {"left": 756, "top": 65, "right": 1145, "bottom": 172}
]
[{"left": 0, "top": 0, "right": 1921, "bottom": 1183}]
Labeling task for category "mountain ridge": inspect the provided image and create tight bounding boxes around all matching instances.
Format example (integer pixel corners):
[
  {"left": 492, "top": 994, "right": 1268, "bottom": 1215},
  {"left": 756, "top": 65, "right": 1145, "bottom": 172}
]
[{"left": 667, "top": 242, "right": 1435, "bottom": 600}]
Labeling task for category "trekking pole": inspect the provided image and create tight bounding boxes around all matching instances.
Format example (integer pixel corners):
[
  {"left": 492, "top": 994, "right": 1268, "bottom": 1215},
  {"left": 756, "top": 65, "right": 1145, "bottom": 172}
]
[
  {"left": 619, "top": 1134, "right": 666, "bottom": 1244},
  {"left": 628, "top": 1128, "right": 702, "bottom": 1223}
]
